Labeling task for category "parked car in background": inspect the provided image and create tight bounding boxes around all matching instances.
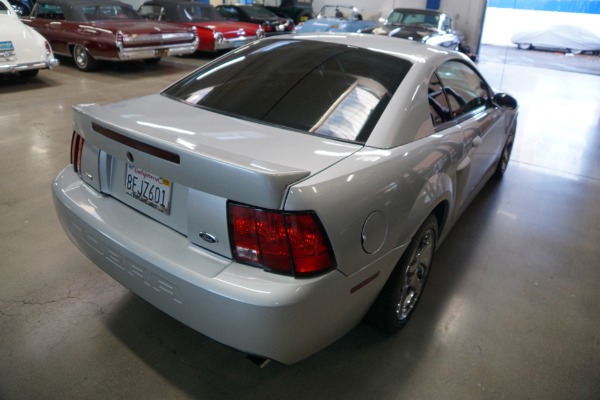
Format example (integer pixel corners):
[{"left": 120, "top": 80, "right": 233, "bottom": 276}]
[
  {"left": 138, "top": 0, "right": 264, "bottom": 53},
  {"left": 363, "top": 8, "right": 466, "bottom": 52},
  {"left": 1, "top": 0, "right": 58, "bottom": 78},
  {"left": 52, "top": 33, "right": 518, "bottom": 365},
  {"left": 215, "top": 4, "right": 293, "bottom": 36},
  {"left": 512, "top": 25, "right": 600, "bottom": 54},
  {"left": 294, "top": 4, "right": 377, "bottom": 33},
  {"left": 22, "top": 0, "right": 198, "bottom": 71},
  {"left": 7, "top": 0, "right": 31, "bottom": 15},
  {"left": 253, "top": 0, "right": 313, "bottom": 24}
]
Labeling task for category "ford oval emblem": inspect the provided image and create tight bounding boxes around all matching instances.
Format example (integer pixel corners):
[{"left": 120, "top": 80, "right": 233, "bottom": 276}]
[{"left": 199, "top": 232, "right": 218, "bottom": 244}]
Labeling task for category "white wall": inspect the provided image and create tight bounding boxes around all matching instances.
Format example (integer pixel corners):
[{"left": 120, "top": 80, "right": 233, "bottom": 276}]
[{"left": 312, "top": 0, "right": 488, "bottom": 52}]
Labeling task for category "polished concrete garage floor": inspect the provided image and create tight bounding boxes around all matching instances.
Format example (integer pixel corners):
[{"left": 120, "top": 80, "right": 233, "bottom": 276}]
[{"left": 1, "top": 47, "right": 599, "bottom": 399}]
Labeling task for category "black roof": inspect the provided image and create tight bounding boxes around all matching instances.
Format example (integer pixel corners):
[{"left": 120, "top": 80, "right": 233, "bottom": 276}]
[{"left": 39, "top": 0, "right": 133, "bottom": 7}]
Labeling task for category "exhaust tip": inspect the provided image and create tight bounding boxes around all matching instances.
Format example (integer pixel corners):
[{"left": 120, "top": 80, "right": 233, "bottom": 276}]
[{"left": 246, "top": 354, "right": 271, "bottom": 368}]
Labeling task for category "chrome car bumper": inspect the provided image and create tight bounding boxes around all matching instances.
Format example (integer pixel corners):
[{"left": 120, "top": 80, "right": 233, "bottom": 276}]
[
  {"left": 214, "top": 36, "right": 256, "bottom": 51},
  {"left": 117, "top": 40, "right": 198, "bottom": 61},
  {"left": 0, "top": 57, "right": 59, "bottom": 73},
  {"left": 52, "top": 166, "right": 396, "bottom": 364}
]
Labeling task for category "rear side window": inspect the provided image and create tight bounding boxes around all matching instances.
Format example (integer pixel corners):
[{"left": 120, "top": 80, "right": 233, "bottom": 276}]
[
  {"left": 163, "top": 39, "right": 412, "bottom": 143},
  {"left": 436, "top": 60, "right": 491, "bottom": 119},
  {"left": 34, "top": 3, "right": 65, "bottom": 20}
]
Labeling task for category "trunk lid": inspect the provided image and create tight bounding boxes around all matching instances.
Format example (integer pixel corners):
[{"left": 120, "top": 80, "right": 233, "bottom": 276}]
[
  {"left": 90, "top": 21, "right": 196, "bottom": 45},
  {"left": 73, "top": 94, "right": 361, "bottom": 257}
]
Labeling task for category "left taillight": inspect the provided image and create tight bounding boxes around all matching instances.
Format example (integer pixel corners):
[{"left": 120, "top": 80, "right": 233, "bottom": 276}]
[
  {"left": 116, "top": 30, "right": 124, "bottom": 49},
  {"left": 44, "top": 41, "right": 52, "bottom": 56},
  {"left": 70, "top": 131, "right": 84, "bottom": 175},
  {"left": 228, "top": 202, "right": 335, "bottom": 277}
]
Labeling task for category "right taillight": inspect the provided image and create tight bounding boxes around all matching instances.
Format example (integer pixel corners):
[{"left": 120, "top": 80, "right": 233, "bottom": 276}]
[
  {"left": 228, "top": 202, "right": 335, "bottom": 277},
  {"left": 70, "top": 131, "right": 84, "bottom": 175}
]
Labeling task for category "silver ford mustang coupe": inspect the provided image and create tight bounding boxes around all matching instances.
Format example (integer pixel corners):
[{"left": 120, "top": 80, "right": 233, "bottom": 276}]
[{"left": 52, "top": 33, "right": 518, "bottom": 365}]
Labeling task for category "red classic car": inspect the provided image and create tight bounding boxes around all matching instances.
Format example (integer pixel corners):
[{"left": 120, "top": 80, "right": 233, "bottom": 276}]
[
  {"left": 22, "top": 0, "right": 198, "bottom": 71},
  {"left": 138, "top": 0, "right": 264, "bottom": 53}
]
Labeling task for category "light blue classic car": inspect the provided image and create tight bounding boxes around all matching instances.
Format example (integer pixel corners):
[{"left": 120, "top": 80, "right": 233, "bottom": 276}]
[{"left": 294, "top": 4, "right": 377, "bottom": 33}]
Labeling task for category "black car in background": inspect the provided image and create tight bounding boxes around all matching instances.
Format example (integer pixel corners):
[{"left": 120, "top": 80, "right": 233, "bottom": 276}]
[
  {"left": 8, "top": 0, "right": 32, "bottom": 15},
  {"left": 215, "top": 4, "right": 294, "bottom": 36},
  {"left": 364, "top": 8, "right": 467, "bottom": 52},
  {"left": 253, "top": 0, "right": 313, "bottom": 24}
]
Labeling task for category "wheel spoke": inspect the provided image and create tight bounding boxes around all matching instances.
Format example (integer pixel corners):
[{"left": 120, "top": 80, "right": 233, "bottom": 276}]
[{"left": 397, "top": 229, "right": 434, "bottom": 321}]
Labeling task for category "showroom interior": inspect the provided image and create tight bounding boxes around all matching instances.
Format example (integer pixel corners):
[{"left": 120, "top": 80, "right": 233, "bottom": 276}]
[{"left": 1, "top": 0, "right": 599, "bottom": 398}]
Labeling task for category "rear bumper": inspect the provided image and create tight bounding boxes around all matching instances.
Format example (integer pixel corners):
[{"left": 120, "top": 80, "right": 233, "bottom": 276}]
[
  {"left": 0, "top": 57, "right": 59, "bottom": 73},
  {"left": 116, "top": 40, "right": 198, "bottom": 61},
  {"left": 52, "top": 166, "right": 393, "bottom": 364},
  {"left": 214, "top": 36, "right": 256, "bottom": 51}
]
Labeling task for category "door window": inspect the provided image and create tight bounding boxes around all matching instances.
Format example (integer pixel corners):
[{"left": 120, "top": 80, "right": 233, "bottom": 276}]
[{"left": 436, "top": 61, "right": 491, "bottom": 120}]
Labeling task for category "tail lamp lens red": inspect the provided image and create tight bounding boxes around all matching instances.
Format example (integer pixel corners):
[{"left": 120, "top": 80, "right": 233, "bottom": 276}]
[
  {"left": 229, "top": 203, "right": 334, "bottom": 277},
  {"left": 70, "top": 131, "right": 84, "bottom": 175}
]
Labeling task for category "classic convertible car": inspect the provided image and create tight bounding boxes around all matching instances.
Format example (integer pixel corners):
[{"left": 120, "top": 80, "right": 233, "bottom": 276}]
[
  {"left": 364, "top": 8, "right": 466, "bottom": 52},
  {"left": 294, "top": 5, "right": 377, "bottom": 33},
  {"left": 138, "top": 0, "right": 264, "bottom": 53},
  {"left": 22, "top": 0, "right": 198, "bottom": 71},
  {"left": 215, "top": 4, "right": 293, "bottom": 36},
  {"left": 0, "top": 0, "right": 58, "bottom": 78},
  {"left": 52, "top": 34, "right": 518, "bottom": 365}
]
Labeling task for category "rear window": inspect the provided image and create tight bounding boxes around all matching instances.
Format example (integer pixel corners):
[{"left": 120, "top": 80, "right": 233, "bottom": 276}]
[{"left": 163, "top": 39, "right": 412, "bottom": 143}]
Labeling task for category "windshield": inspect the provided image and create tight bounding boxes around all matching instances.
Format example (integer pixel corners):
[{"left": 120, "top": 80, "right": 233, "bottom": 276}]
[
  {"left": 163, "top": 39, "right": 412, "bottom": 143},
  {"left": 80, "top": 4, "right": 144, "bottom": 20},
  {"left": 318, "top": 5, "right": 354, "bottom": 19},
  {"left": 178, "top": 4, "right": 223, "bottom": 22},
  {"left": 387, "top": 10, "right": 439, "bottom": 28},
  {"left": 243, "top": 5, "right": 277, "bottom": 18}
]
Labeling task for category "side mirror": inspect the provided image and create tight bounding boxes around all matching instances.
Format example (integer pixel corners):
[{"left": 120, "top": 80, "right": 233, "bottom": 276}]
[{"left": 493, "top": 93, "right": 518, "bottom": 110}]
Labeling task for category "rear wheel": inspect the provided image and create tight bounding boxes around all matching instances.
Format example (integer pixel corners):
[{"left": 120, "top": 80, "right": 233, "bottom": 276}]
[
  {"left": 568, "top": 49, "right": 582, "bottom": 55},
  {"left": 494, "top": 128, "right": 516, "bottom": 178},
  {"left": 73, "top": 45, "right": 97, "bottom": 72},
  {"left": 366, "top": 215, "right": 438, "bottom": 333}
]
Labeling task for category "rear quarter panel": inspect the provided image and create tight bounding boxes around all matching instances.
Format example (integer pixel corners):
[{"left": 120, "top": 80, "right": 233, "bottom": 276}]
[{"left": 284, "top": 129, "right": 465, "bottom": 278}]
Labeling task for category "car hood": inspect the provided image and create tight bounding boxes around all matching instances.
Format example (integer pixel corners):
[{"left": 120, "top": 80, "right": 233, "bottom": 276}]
[
  {"left": 75, "top": 94, "right": 362, "bottom": 209},
  {"left": 297, "top": 18, "right": 345, "bottom": 32},
  {"left": 386, "top": 25, "right": 438, "bottom": 41}
]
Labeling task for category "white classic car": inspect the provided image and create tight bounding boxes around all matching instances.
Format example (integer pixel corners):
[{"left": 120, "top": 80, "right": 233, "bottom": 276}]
[{"left": 0, "top": 0, "right": 58, "bottom": 78}]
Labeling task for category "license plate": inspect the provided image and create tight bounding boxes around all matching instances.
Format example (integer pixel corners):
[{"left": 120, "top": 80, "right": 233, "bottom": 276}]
[
  {"left": 125, "top": 164, "right": 172, "bottom": 214},
  {"left": 0, "top": 41, "right": 14, "bottom": 51},
  {"left": 155, "top": 48, "right": 169, "bottom": 57}
]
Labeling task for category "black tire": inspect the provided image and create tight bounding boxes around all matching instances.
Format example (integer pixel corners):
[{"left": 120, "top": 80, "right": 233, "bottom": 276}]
[
  {"left": 18, "top": 69, "right": 39, "bottom": 78},
  {"left": 366, "top": 215, "right": 438, "bottom": 333},
  {"left": 143, "top": 57, "right": 161, "bottom": 65},
  {"left": 494, "top": 127, "right": 516, "bottom": 178},
  {"left": 72, "top": 45, "right": 97, "bottom": 72}
]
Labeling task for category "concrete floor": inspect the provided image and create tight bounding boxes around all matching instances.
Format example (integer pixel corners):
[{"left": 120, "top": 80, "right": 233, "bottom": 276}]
[{"left": 1, "top": 48, "right": 599, "bottom": 399}]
